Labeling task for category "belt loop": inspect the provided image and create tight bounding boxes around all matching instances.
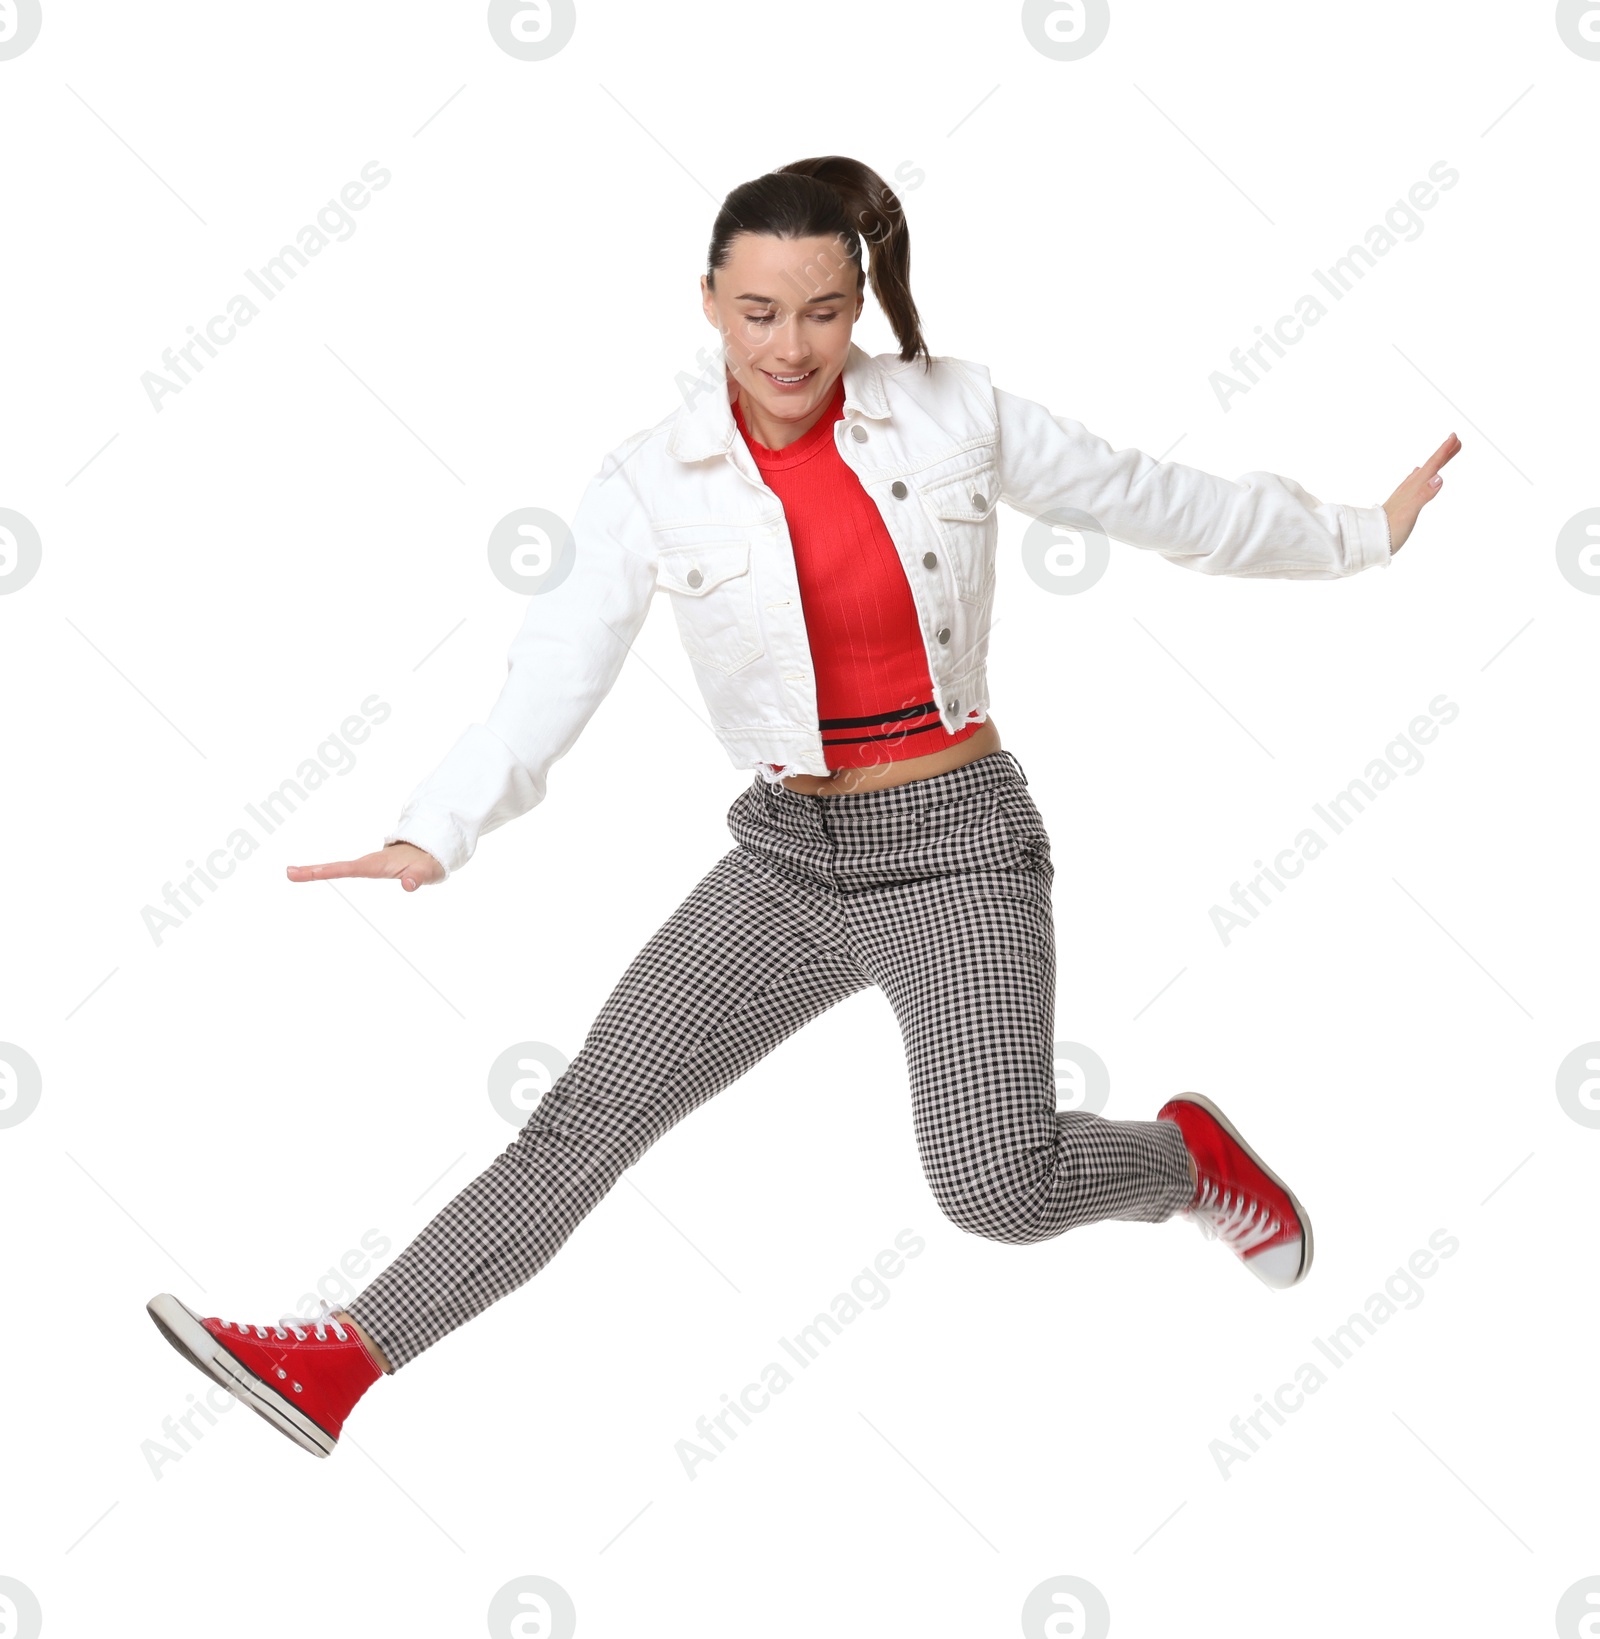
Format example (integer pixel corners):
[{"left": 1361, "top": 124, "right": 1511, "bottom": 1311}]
[{"left": 910, "top": 775, "right": 931, "bottom": 826}]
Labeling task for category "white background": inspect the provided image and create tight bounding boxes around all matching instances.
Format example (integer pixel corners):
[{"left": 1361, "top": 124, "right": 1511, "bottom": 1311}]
[{"left": 2, "top": 2, "right": 1595, "bottom": 1635}]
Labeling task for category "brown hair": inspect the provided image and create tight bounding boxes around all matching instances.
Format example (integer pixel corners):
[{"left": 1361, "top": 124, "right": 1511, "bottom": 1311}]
[{"left": 706, "top": 155, "right": 930, "bottom": 371}]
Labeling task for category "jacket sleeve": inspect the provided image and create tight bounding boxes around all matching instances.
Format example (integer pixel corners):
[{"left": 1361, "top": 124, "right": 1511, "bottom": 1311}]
[
  {"left": 993, "top": 386, "right": 1392, "bottom": 580},
  {"left": 384, "top": 442, "right": 659, "bottom": 876}
]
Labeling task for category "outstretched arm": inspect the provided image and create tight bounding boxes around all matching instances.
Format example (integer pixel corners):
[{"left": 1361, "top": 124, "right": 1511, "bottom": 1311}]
[
  {"left": 385, "top": 452, "right": 658, "bottom": 876},
  {"left": 994, "top": 387, "right": 1459, "bottom": 579},
  {"left": 290, "top": 444, "right": 658, "bottom": 887}
]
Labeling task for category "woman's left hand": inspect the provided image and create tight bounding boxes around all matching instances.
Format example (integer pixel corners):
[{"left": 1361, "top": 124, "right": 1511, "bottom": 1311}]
[{"left": 1382, "top": 432, "right": 1462, "bottom": 555}]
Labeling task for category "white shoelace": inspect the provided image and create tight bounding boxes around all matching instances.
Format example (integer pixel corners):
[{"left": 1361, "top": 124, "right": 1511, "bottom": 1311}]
[
  {"left": 219, "top": 1299, "right": 350, "bottom": 1343},
  {"left": 1189, "top": 1178, "right": 1282, "bottom": 1255}
]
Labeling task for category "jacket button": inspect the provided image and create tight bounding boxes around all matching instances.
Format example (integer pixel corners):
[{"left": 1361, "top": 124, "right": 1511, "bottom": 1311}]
[
  {"left": 687, "top": 568, "right": 703, "bottom": 588},
  {"left": 922, "top": 551, "right": 937, "bottom": 569},
  {"left": 971, "top": 491, "right": 987, "bottom": 510},
  {"left": 937, "top": 627, "right": 951, "bottom": 644},
  {"left": 947, "top": 698, "right": 959, "bottom": 715},
  {"left": 890, "top": 480, "right": 907, "bottom": 499},
  {"left": 851, "top": 425, "right": 868, "bottom": 443}
]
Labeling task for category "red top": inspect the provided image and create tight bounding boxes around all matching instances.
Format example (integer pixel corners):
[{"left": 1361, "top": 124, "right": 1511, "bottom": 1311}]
[{"left": 731, "top": 374, "right": 982, "bottom": 774}]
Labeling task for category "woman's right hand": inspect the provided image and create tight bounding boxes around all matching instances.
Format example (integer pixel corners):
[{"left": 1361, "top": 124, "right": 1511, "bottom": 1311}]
[{"left": 286, "top": 842, "right": 445, "bottom": 892}]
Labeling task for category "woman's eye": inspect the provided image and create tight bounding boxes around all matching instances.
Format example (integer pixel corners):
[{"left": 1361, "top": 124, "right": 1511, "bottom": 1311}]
[{"left": 742, "top": 311, "right": 839, "bottom": 325}]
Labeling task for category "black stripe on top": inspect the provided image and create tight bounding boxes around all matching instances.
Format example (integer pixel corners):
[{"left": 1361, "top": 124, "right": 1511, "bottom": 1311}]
[
  {"left": 818, "top": 699, "right": 945, "bottom": 747},
  {"left": 817, "top": 699, "right": 939, "bottom": 730}
]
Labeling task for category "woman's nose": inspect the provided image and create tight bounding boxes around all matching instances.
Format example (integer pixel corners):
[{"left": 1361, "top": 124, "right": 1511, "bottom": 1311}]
[{"left": 769, "top": 315, "right": 810, "bottom": 363}]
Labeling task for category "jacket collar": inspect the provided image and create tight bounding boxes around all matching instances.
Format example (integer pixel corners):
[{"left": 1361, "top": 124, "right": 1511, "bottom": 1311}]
[{"left": 665, "top": 340, "right": 891, "bottom": 462}]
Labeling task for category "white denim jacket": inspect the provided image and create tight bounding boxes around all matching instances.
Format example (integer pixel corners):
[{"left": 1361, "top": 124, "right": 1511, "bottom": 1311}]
[{"left": 389, "top": 341, "right": 1392, "bottom": 875}]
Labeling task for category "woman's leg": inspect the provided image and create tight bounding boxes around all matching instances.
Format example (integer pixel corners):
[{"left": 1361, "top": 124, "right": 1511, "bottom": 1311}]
[
  {"left": 346, "top": 841, "right": 872, "bottom": 1370},
  {"left": 837, "top": 758, "right": 1194, "bottom": 1241}
]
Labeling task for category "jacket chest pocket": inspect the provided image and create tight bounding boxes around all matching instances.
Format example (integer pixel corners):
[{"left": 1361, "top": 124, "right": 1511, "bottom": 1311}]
[
  {"left": 918, "top": 465, "right": 1001, "bottom": 605},
  {"left": 656, "top": 539, "right": 763, "bottom": 674}
]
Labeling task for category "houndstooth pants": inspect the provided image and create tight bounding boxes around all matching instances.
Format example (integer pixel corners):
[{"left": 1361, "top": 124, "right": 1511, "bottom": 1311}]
[{"left": 347, "top": 749, "right": 1194, "bottom": 1370}]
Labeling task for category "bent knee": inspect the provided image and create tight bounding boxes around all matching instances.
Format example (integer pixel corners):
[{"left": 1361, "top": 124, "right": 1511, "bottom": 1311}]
[{"left": 929, "top": 1178, "right": 1054, "bottom": 1245}]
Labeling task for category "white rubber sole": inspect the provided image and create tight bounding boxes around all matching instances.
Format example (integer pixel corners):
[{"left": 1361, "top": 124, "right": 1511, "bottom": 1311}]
[
  {"left": 1171, "top": 1091, "right": 1314, "bottom": 1286},
  {"left": 146, "top": 1293, "right": 335, "bottom": 1458}
]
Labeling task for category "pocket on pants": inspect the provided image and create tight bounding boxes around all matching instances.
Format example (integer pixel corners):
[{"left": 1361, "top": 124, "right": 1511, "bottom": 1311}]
[{"left": 994, "top": 787, "right": 1054, "bottom": 878}]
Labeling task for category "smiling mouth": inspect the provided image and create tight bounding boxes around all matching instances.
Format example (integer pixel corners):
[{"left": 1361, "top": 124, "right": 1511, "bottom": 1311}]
[{"left": 762, "top": 368, "right": 816, "bottom": 386}]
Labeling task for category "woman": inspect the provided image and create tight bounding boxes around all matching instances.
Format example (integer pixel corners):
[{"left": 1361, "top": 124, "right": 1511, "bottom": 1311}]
[{"left": 146, "top": 155, "right": 1459, "bottom": 1459}]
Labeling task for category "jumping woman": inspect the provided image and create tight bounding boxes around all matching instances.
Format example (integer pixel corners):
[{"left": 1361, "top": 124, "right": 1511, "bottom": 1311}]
[{"left": 146, "top": 155, "right": 1460, "bottom": 1458}]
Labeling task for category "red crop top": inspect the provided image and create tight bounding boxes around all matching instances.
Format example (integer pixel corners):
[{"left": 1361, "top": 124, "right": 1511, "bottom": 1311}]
[{"left": 731, "top": 373, "right": 983, "bottom": 774}]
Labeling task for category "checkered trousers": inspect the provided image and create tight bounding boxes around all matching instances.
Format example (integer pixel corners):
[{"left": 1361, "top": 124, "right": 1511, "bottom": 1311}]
[{"left": 347, "top": 748, "right": 1194, "bottom": 1370}]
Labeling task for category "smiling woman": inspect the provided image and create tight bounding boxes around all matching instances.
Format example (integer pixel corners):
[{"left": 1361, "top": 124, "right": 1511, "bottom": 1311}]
[
  {"left": 147, "top": 152, "right": 1460, "bottom": 1461},
  {"left": 694, "top": 161, "right": 1006, "bottom": 793},
  {"left": 698, "top": 158, "right": 924, "bottom": 446}
]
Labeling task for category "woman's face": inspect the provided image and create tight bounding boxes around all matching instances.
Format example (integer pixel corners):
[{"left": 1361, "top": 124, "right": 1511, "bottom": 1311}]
[{"left": 701, "top": 231, "right": 865, "bottom": 432}]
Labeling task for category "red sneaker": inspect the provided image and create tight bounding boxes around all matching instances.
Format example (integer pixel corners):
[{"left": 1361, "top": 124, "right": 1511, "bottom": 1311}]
[
  {"left": 1157, "top": 1092, "right": 1313, "bottom": 1289},
  {"left": 146, "top": 1293, "right": 383, "bottom": 1458}
]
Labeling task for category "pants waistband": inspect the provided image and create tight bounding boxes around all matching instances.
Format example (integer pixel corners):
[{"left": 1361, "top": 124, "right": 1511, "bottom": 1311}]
[{"left": 755, "top": 747, "right": 1028, "bottom": 818}]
